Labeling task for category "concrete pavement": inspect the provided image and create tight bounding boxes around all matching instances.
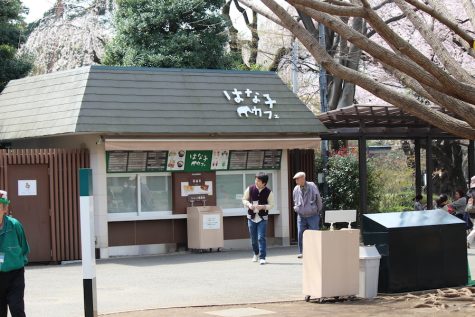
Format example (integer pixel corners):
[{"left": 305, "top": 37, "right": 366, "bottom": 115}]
[
  {"left": 21, "top": 247, "right": 475, "bottom": 317},
  {"left": 25, "top": 247, "right": 303, "bottom": 317}
]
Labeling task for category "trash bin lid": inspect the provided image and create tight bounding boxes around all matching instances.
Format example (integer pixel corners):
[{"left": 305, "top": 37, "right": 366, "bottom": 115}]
[
  {"left": 359, "top": 245, "right": 381, "bottom": 259},
  {"left": 363, "top": 209, "right": 463, "bottom": 229}
]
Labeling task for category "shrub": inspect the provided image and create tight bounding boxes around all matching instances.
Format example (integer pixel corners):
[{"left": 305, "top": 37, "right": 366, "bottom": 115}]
[{"left": 324, "top": 148, "right": 381, "bottom": 212}]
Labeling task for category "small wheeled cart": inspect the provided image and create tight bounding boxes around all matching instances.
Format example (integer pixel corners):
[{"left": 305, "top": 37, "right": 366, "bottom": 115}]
[
  {"left": 302, "top": 228, "right": 360, "bottom": 302},
  {"left": 187, "top": 206, "right": 224, "bottom": 252}
]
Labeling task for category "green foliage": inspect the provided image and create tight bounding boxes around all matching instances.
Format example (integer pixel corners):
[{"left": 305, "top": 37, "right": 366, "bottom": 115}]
[
  {"left": 103, "top": 0, "right": 237, "bottom": 69},
  {"left": 0, "top": 0, "right": 32, "bottom": 91},
  {"left": 324, "top": 148, "right": 381, "bottom": 212},
  {"left": 372, "top": 150, "right": 417, "bottom": 212}
]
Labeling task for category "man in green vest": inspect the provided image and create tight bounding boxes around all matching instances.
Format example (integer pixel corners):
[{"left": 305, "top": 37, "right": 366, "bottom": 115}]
[{"left": 0, "top": 190, "right": 29, "bottom": 317}]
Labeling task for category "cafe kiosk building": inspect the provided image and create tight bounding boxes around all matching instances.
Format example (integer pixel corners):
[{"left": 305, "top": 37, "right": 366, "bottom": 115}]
[{"left": 0, "top": 66, "right": 327, "bottom": 262}]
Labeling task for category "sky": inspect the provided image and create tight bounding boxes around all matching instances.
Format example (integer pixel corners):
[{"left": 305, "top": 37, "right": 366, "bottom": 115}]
[{"left": 22, "top": 0, "right": 55, "bottom": 23}]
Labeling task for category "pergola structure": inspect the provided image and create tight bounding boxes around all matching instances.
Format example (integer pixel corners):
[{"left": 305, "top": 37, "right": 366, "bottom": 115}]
[{"left": 318, "top": 104, "right": 475, "bottom": 212}]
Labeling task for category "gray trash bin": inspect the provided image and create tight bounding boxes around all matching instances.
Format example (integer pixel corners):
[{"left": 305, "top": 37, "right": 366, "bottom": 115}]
[{"left": 358, "top": 245, "right": 381, "bottom": 299}]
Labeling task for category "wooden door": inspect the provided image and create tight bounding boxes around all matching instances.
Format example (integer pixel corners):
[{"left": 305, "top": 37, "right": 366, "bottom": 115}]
[{"left": 7, "top": 165, "right": 51, "bottom": 262}]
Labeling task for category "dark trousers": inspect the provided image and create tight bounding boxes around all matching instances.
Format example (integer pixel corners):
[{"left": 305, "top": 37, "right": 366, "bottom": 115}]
[{"left": 0, "top": 268, "right": 26, "bottom": 317}]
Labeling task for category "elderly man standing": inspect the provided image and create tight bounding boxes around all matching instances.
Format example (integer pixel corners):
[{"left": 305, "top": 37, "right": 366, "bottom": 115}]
[{"left": 293, "top": 172, "right": 322, "bottom": 258}]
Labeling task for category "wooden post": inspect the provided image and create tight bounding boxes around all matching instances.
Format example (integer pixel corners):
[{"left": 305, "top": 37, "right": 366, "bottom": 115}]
[
  {"left": 426, "top": 137, "right": 434, "bottom": 209},
  {"left": 358, "top": 136, "right": 368, "bottom": 213},
  {"left": 415, "top": 139, "right": 422, "bottom": 196},
  {"left": 469, "top": 140, "right": 475, "bottom": 184}
]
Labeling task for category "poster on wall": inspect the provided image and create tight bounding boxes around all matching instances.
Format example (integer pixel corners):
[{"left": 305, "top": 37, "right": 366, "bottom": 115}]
[
  {"left": 180, "top": 181, "right": 213, "bottom": 197},
  {"left": 210, "top": 150, "right": 229, "bottom": 170},
  {"left": 167, "top": 150, "right": 186, "bottom": 171},
  {"left": 185, "top": 150, "right": 212, "bottom": 172},
  {"left": 18, "top": 180, "right": 37, "bottom": 196}
]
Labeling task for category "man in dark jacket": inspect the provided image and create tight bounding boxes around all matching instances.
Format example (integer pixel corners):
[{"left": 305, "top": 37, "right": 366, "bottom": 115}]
[
  {"left": 242, "top": 172, "right": 274, "bottom": 265},
  {"left": 0, "top": 190, "right": 30, "bottom": 317},
  {"left": 293, "top": 172, "right": 322, "bottom": 258}
]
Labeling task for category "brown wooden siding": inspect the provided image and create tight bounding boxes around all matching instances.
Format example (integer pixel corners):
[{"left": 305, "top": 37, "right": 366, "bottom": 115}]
[
  {"left": 287, "top": 149, "right": 315, "bottom": 243},
  {"left": 108, "top": 216, "right": 276, "bottom": 247},
  {"left": 0, "top": 149, "right": 90, "bottom": 262}
]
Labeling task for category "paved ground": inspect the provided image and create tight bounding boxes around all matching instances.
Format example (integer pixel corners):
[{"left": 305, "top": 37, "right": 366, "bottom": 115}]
[{"left": 20, "top": 247, "right": 475, "bottom": 317}]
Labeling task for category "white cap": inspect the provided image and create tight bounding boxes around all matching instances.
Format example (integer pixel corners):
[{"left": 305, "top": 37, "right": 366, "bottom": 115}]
[
  {"left": 293, "top": 171, "right": 306, "bottom": 179},
  {"left": 0, "top": 190, "right": 8, "bottom": 199}
]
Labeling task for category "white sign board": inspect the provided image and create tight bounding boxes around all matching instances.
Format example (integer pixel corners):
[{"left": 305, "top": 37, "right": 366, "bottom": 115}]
[
  {"left": 18, "top": 180, "right": 37, "bottom": 196},
  {"left": 203, "top": 214, "right": 220, "bottom": 230},
  {"left": 325, "top": 209, "right": 357, "bottom": 224}
]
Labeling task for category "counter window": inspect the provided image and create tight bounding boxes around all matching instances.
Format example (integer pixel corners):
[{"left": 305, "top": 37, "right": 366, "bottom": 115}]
[
  {"left": 217, "top": 171, "right": 277, "bottom": 212},
  {"left": 107, "top": 174, "right": 171, "bottom": 214}
]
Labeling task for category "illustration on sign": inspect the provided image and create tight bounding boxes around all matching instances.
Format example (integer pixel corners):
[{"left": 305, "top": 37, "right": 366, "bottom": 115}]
[
  {"left": 211, "top": 150, "right": 229, "bottom": 170},
  {"left": 180, "top": 181, "right": 213, "bottom": 197},
  {"left": 223, "top": 88, "right": 279, "bottom": 120},
  {"left": 167, "top": 150, "right": 186, "bottom": 171},
  {"left": 18, "top": 180, "right": 37, "bottom": 196}
]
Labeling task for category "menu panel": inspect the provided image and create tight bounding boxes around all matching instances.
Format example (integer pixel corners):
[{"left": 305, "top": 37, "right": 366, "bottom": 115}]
[
  {"left": 127, "top": 151, "right": 147, "bottom": 172},
  {"left": 107, "top": 151, "right": 128, "bottom": 173},
  {"left": 246, "top": 150, "right": 264, "bottom": 169},
  {"left": 146, "top": 151, "right": 168, "bottom": 172},
  {"left": 262, "top": 150, "right": 282, "bottom": 169},
  {"left": 228, "top": 151, "right": 248, "bottom": 170}
]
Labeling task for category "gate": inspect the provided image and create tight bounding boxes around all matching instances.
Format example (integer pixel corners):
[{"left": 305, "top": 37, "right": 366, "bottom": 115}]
[{"left": 0, "top": 149, "right": 90, "bottom": 262}]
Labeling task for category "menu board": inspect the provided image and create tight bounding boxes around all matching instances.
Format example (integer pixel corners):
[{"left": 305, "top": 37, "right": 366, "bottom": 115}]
[
  {"left": 107, "top": 149, "right": 282, "bottom": 172},
  {"left": 127, "top": 151, "right": 147, "bottom": 172},
  {"left": 107, "top": 151, "right": 168, "bottom": 173},
  {"left": 228, "top": 151, "right": 248, "bottom": 170},
  {"left": 146, "top": 151, "right": 168, "bottom": 172},
  {"left": 107, "top": 151, "right": 128, "bottom": 172},
  {"left": 263, "top": 150, "right": 282, "bottom": 169},
  {"left": 246, "top": 150, "right": 265, "bottom": 169}
]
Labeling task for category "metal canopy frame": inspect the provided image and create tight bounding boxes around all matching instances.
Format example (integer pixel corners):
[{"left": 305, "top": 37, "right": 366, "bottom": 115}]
[{"left": 317, "top": 104, "right": 475, "bottom": 213}]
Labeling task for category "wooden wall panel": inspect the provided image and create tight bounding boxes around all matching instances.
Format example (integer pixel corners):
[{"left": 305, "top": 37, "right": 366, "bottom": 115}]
[{"left": 0, "top": 148, "right": 90, "bottom": 262}]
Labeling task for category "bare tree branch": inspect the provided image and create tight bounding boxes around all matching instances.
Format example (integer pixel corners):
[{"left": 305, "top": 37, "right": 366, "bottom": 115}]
[
  {"left": 403, "top": 0, "right": 474, "bottom": 46},
  {"left": 288, "top": 0, "right": 365, "bottom": 17},
  {"left": 259, "top": 0, "right": 475, "bottom": 139},
  {"left": 366, "top": 13, "right": 406, "bottom": 38},
  {"left": 394, "top": 0, "right": 475, "bottom": 85},
  {"left": 462, "top": 0, "right": 475, "bottom": 31},
  {"left": 428, "top": 0, "right": 475, "bottom": 58},
  {"left": 359, "top": 0, "right": 475, "bottom": 107},
  {"left": 372, "top": 0, "right": 393, "bottom": 11},
  {"left": 235, "top": 0, "right": 283, "bottom": 27}
]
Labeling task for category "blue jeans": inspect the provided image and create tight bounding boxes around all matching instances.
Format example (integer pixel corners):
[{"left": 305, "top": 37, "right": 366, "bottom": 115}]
[
  {"left": 297, "top": 214, "right": 320, "bottom": 254},
  {"left": 248, "top": 219, "right": 267, "bottom": 259}
]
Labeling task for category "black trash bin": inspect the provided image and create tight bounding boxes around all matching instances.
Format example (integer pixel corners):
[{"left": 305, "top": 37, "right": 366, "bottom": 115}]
[{"left": 362, "top": 210, "right": 467, "bottom": 293}]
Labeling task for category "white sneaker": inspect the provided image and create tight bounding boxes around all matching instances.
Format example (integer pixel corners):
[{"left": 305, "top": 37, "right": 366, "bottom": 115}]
[
  {"left": 259, "top": 259, "right": 266, "bottom": 265},
  {"left": 252, "top": 254, "right": 258, "bottom": 262},
  {"left": 297, "top": 254, "right": 303, "bottom": 259}
]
